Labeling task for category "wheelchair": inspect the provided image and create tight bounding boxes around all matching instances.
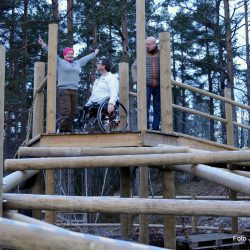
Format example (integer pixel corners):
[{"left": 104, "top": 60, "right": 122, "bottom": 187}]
[{"left": 56, "top": 99, "right": 128, "bottom": 133}]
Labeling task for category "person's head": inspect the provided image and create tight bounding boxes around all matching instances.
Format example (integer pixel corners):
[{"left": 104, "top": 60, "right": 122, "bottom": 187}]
[
  {"left": 145, "top": 36, "right": 157, "bottom": 52},
  {"left": 63, "top": 47, "right": 74, "bottom": 62},
  {"left": 96, "top": 57, "right": 111, "bottom": 74}
]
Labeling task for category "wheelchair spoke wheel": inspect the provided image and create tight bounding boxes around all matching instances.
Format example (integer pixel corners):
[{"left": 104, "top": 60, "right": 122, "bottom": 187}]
[
  {"left": 82, "top": 109, "right": 100, "bottom": 133},
  {"left": 56, "top": 117, "right": 74, "bottom": 133},
  {"left": 97, "top": 100, "right": 128, "bottom": 132}
]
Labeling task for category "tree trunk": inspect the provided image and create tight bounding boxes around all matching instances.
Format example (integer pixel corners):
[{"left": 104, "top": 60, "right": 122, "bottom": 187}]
[
  {"left": 205, "top": 27, "right": 215, "bottom": 142},
  {"left": 52, "top": 0, "right": 59, "bottom": 23},
  {"left": 181, "top": 48, "right": 186, "bottom": 134},
  {"left": 244, "top": 0, "right": 250, "bottom": 147},
  {"left": 20, "top": 0, "right": 28, "bottom": 139},
  {"left": 121, "top": 0, "right": 129, "bottom": 62},
  {"left": 223, "top": 0, "right": 238, "bottom": 147},
  {"left": 215, "top": 0, "right": 227, "bottom": 144},
  {"left": 67, "top": 0, "right": 74, "bottom": 46},
  {"left": 91, "top": 25, "right": 97, "bottom": 83},
  {"left": 5, "top": 111, "right": 11, "bottom": 159},
  {"left": 108, "top": 24, "right": 113, "bottom": 58}
]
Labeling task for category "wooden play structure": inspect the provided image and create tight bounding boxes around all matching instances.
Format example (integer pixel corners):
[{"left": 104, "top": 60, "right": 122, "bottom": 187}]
[{"left": 2, "top": 1, "right": 250, "bottom": 250}]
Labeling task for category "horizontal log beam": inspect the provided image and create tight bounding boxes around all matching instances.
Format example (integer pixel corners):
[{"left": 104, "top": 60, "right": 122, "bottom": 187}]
[
  {"left": 3, "top": 193, "right": 250, "bottom": 217},
  {"left": 5, "top": 150, "right": 250, "bottom": 171},
  {"left": 165, "top": 164, "right": 250, "bottom": 196},
  {"left": 0, "top": 217, "right": 165, "bottom": 250},
  {"left": 172, "top": 104, "right": 227, "bottom": 123},
  {"left": 3, "top": 170, "right": 39, "bottom": 192},
  {"left": 11, "top": 210, "right": 233, "bottom": 234},
  {"left": 18, "top": 145, "right": 189, "bottom": 158},
  {"left": 233, "top": 170, "right": 250, "bottom": 178},
  {"left": 54, "top": 222, "right": 250, "bottom": 233},
  {"left": 172, "top": 80, "right": 250, "bottom": 112}
]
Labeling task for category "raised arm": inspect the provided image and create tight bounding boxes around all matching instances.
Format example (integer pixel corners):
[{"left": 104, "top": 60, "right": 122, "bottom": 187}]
[
  {"left": 38, "top": 37, "right": 63, "bottom": 62},
  {"left": 78, "top": 49, "right": 99, "bottom": 67}
]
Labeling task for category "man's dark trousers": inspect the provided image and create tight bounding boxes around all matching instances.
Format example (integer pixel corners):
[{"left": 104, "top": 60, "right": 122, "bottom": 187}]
[{"left": 146, "top": 86, "right": 161, "bottom": 130}]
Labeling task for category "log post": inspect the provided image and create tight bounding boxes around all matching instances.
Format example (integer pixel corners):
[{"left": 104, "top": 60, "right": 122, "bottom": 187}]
[
  {"left": 45, "top": 23, "right": 58, "bottom": 224},
  {"left": 163, "top": 171, "right": 176, "bottom": 249},
  {"left": 136, "top": 0, "right": 148, "bottom": 244},
  {"left": 160, "top": 32, "right": 173, "bottom": 132},
  {"left": 119, "top": 62, "right": 131, "bottom": 239},
  {"left": 225, "top": 88, "right": 238, "bottom": 243},
  {"left": 225, "top": 88, "right": 234, "bottom": 146},
  {"left": 160, "top": 32, "right": 176, "bottom": 249},
  {"left": 119, "top": 62, "right": 129, "bottom": 129},
  {"left": 191, "top": 192, "right": 197, "bottom": 233},
  {"left": 32, "top": 62, "right": 45, "bottom": 219},
  {"left": 120, "top": 168, "right": 131, "bottom": 239},
  {"left": 0, "top": 45, "right": 5, "bottom": 217},
  {"left": 139, "top": 166, "right": 149, "bottom": 244},
  {"left": 33, "top": 62, "right": 45, "bottom": 136},
  {"left": 136, "top": 0, "right": 146, "bottom": 131}
]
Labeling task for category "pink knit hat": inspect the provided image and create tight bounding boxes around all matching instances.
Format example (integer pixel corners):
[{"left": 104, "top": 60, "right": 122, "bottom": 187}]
[{"left": 63, "top": 47, "right": 74, "bottom": 56}]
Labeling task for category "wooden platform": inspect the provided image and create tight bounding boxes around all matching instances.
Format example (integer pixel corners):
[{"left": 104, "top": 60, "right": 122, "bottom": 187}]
[
  {"left": 27, "top": 131, "right": 237, "bottom": 151},
  {"left": 177, "top": 233, "right": 245, "bottom": 249}
]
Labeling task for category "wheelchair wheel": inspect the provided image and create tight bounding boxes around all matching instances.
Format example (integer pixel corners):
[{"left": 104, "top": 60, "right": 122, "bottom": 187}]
[
  {"left": 97, "top": 100, "right": 128, "bottom": 132},
  {"left": 56, "top": 117, "right": 74, "bottom": 133},
  {"left": 82, "top": 108, "right": 99, "bottom": 133}
]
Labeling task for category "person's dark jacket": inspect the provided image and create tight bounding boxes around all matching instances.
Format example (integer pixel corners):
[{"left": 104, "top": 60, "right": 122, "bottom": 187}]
[{"left": 131, "top": 47, "right": 160, "bottom": 87}]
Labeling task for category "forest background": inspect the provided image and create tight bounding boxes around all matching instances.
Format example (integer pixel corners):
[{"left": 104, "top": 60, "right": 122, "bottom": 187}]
[{"left": 0, "top": 0, "right": 250, "bottom": 160}]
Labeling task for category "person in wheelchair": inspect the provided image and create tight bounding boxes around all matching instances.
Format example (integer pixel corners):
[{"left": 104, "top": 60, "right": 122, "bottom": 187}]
[{"left": 84, "top": 58, "right": 119, "bottom": 117}]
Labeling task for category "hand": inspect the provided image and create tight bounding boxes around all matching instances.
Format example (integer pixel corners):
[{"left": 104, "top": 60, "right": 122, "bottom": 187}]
[
  {"left": 38, "top": 38, "right": 46, "bottom": 47},
  {"left": 94, "top": 48, "right": 99, "bottom": 55},
  {"left": 107, "top": 103, "right": 114, "bottom": 114}
]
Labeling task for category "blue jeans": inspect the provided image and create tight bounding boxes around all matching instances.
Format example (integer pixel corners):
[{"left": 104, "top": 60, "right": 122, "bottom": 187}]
[{"left": 146, "top": 86, "right": 161, "bottom": 130}]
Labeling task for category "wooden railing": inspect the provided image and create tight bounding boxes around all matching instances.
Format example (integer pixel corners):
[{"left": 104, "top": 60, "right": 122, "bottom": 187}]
[{"left": 129, "top": 78, "right": 250, "bottom": 147}]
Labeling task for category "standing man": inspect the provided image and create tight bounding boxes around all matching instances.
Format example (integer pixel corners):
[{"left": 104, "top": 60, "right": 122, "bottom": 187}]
[{"left": 131, "top": 36, "right": 160, "bottom": 130}]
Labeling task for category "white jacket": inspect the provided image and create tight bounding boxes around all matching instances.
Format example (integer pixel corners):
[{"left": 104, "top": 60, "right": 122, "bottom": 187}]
[{"left": 86, "top": 72, "right": 119, "bottom": 106}]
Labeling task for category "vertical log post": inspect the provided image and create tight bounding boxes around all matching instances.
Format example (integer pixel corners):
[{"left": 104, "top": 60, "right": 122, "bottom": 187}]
[
  {"left": 119, "top": 62, "right": 131, "bottom": 239},
  {"left": 139, "top": 166, "right": 149, "bottom": 244},
  {"left": 33, "top": 62, "right": 45, "bottom": 137},
  {"left": 225, "top": 88, "right": 234, "bottom": 146},
  {"left": 136, "top": 0, "right": 148, "bottom": 244},
  {"left": 136, "top": 0, "right": 146, "bottom": 132},
  {"left": 225, "top": 88, "right": 238, "bottom": 247},
  {"left": 32, "top": 62, "right": 45, "bottom": 219},
  {"left": 160, "top": 32, "right": 176, "bottom": 249},
  {"left": 119, "top": 62, "right": 130, "bottom": 129},
  {"left": 160, "top": 32, "right": 173, "bottom": 132},
  {"left": 0, "top": 46, "right": 5, "bottom": 217},
  {"left": 120, "top": 167, "right": 131, "bottom": 239},
  {"left": 163, "top": 171, "right": 176, "bottom": 248},
  {"left": 45, "top": 23, "right": 58, "bottom": 224},
  {"left": 191, "top": 192, "right": 197, "bottom": 233}
]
